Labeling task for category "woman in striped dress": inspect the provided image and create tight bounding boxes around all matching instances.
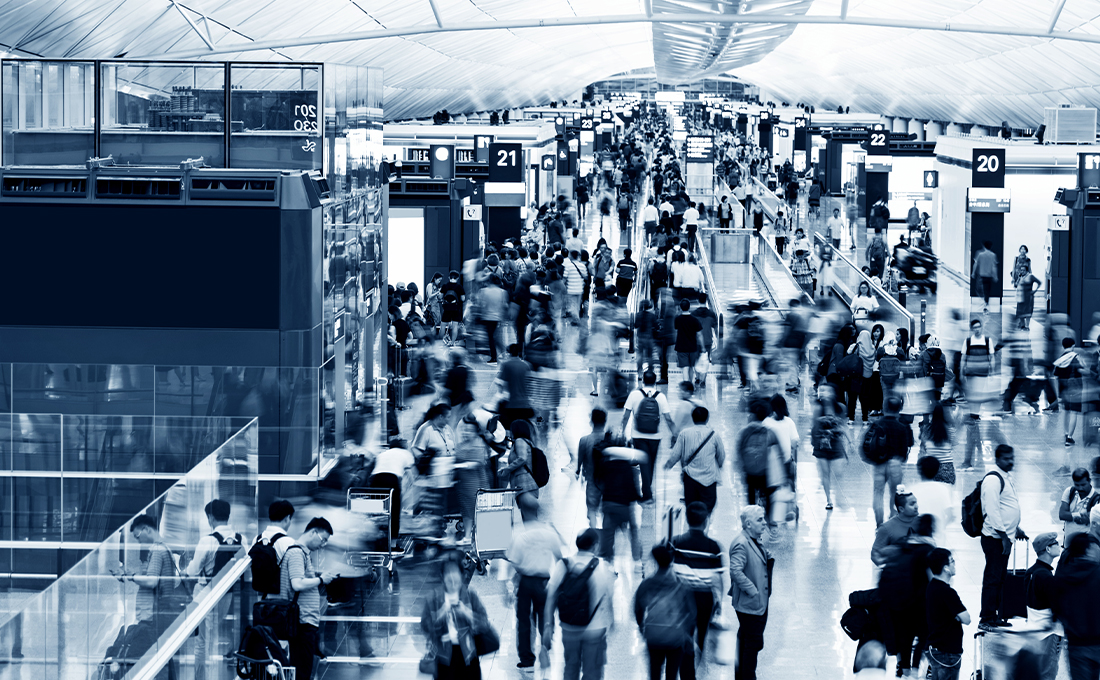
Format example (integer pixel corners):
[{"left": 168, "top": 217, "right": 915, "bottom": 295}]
[{"left": 920, "top": 402, "right": 956, "bottom": 485}]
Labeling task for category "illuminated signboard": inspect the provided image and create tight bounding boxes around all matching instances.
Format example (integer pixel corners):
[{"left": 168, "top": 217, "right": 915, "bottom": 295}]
[
  {"left": 686, "top": 135, "right": 714, "bottom": 163},
  {"left": 967, "top": 187, "right": 1011, "bottom": 213}
]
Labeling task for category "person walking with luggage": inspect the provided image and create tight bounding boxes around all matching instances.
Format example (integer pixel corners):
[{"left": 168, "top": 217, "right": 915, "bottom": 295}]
[
  {"left": 502, "top": 420, "right": 541, "bottom": 502},
  {"left": 278, "top": 517, "right": 339, "bottom": 680},
  {"left": 1026, "top": 533, "right": 1063, "bottom": 680},
  {"left": 421, "top": 554, "right": 494, "bottom": 680},
  {"left": 544, "top": 529, "right": 615, "bottom": 680},
  {"left": 507, "top": 495, "right": 563, "bottom": 670},
  {"left": 634, "top": 544, "right": 697, "bottom": 680},
  {"left": 671, "top": 502, "right": 727, "bottom": 680},
  {"left": 664, "top": 406, "right": 725, "bottom": 513},
  {"left": 811, "top": 383, "right": 847, "bottom": 510},
  {"left": 620, "top": 370, "right": 676, "bottom": 503},
  {"left": 925, "top": 548, "right": 970, "bottom": 680},
  {"left": 729, "top": 505, "right": 773, "bottom": 680},
  {"left": 863, "top": 396, "right": 914, "bottom": 527},
  {"left": 979, "top": 444, "right": 1028, "bottom": 630}
]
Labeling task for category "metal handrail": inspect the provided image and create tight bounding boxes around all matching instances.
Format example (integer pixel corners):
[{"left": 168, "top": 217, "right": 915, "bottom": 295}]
[{"left": 814, "top": 231, "right": 916, "bottom": 337}]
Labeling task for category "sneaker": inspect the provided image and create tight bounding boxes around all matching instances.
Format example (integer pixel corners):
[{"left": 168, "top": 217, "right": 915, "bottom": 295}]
[
  {"left": 826, "top": 502, "right": 834, "bottom": 510},
  {"left": 517, "top": 661, "right": 535, "bottom": 670},
  {"left": 1066, "top": 437, "right": 1076, "bottom": 447}
]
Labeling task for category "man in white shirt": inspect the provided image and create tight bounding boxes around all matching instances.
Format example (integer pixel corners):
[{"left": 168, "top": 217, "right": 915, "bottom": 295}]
[
  {"left": 642, "top": 197, "right": 660, "bottom": 243},
  {"left": 369, "top": 443, "right": 416, "bottom": 542},
  {"left": 257, "top": 499, "right": 298, "bottom": 563},
  {"left": 683, "top": 202, "right": 701, "bottom": 252},
  {"left": 826, "top": 207, "right": 846, "bottom": 248},
  {"left": 909, "top": 457, "right": 954, "bottom": 544},
  {"left": 979, "top": 445, "right": 1028, "bottom": 629},
  {"left": 659, "top": 196, "right": 674, "bottom": 220},
  {"left": 186, "top": 500, "right": 241, "bottom": 680},
  {"left": 620, "top": 370, "right": 677, "bottom": 503},
  {"left": 565, "top": 228, "right": 586, "bottom": 256}
]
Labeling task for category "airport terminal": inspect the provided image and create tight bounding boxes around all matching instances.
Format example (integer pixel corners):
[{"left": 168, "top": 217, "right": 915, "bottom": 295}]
[{"left": 2, "top": 2, "right": 1100, "bottom": 679}]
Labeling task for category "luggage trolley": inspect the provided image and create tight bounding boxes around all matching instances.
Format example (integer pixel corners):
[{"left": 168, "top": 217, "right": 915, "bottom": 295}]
[
  {"left": 345, "top": 488, "right": 399, "bottom": 583},
  {"left": 464, "top": 489, "right": 517, "bottom": 574}
]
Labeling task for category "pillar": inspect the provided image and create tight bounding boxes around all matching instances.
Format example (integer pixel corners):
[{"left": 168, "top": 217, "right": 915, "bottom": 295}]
[
  {"left": 925, "top": 121, "right": 943, "bottom": 142},
  {"left": 892, "top": 117, "right": 909, "bottom": 134}
]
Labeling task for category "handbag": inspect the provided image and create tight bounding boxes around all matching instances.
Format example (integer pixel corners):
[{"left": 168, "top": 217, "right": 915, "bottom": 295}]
[{"left": 473, "top": 612, "right": 500, "bottom": 656}]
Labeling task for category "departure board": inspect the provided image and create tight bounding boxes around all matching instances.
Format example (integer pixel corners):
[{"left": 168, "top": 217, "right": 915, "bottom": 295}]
[{"left": 686, "top": 135, "right": 714, "bottom": 163}]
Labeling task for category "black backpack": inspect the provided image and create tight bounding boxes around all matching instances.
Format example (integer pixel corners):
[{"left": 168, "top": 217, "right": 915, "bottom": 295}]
[
  {"left": 521, "top": 438, "right": 550, "bottom": 488},
  {"left": 840, "top": 606, "right": 871, "bottom": 641},
  {"left": 557, "top": 558, "right": 602, "bottom": 626},
  {"left": 860, "top": 421, "right": 892, "bottom": 465},
  {"left": 961, "top": 472, "right": 1004, "bottom": 538},
  {"left": 249, "top": 533, "right": 286, "bottom": 595},
  {"left": 205, "top": 531, "right": 243, "bottom": 580}
]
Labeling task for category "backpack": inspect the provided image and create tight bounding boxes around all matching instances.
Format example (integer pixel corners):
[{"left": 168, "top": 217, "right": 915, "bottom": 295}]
[
  {"left": 879, "top": 356, "right": 902, "bottom": 385},
  {"left": 860, "top": 420, "right": 892, "bottom": 465},
  {"left": 738, "top": 423, "right": 771, "bottom": 476},
  {"left": 868, "top": 239, "right": 887, "bottom": 265},
  {"left": 961, "top": 471, "right": 1004, "bottom": 538},
  {"left": 557, "top": 558, "right": 602, "bottom": 627},
  {"left": 642, "top": 581, "right": 693, "bottom": 646},
  {"left": 248, "top": 533, "right": 287, "bottom": 595},
  {"left": 634, "top": 389, "right": 662, "bottom": 434},
  {"left": 745, "top": 316, "right": 766, "bottom": 354},
  {"left": 928, "top": 353, "right": 946, "bottom": 386},
  {"left": 837, "top": 352, "right": 861, "bottom": 377},
  {"left": 840, "top": 606, "right": 871, "bottom": 641},
  {"left": 651, "top": 260, "right": 668, "bottom": 285},
  {"left": 205, "top": 531, "right": 243, "bottom": 580},
  {"left": 618, "top": 193, "right": 630, "bottom": 211},
  {"left": 906, "top": 205, "right": 921, "bottom": 227},
  {"left": 522, "top": 439, "right": 550, "bottom": 488}
]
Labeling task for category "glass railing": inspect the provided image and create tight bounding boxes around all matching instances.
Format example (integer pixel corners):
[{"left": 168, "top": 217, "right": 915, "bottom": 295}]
[
  {"left": 815, "top": 232, "right": 916, "bottom": 338},
  {"left": 0, "top": 362, "right": 339, "bottom": 480},
  {"left": 0, "top": 418, "right": 258, "bottom": 680}
]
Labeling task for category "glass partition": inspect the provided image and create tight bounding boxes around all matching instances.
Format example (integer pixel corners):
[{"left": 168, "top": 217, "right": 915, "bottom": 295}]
[
  {"left": 816, "top": 232, "right": 916, "bottom": 337},
  {"left": 2, "top": 61, "right": 95, "bottom": 165},
  {"left": 0, "top": 417, "right": 258, "bottom": 680},
  {"left": 230, "top": 64, "right": 321, "bottom": 169},
  {"left": 100, "top": 62, "right": 226, "bottom": 167}
]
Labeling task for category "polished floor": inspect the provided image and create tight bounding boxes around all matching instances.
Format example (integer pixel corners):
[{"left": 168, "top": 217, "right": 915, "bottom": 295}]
[{"left": 329, "top": 203, "right": 1084, "bottom": 680}]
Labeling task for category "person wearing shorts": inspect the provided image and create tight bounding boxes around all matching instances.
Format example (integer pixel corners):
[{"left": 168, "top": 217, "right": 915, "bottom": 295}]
[
  {"left": 674, "top": 298, "right": 703, "bottom": 384},
  {"left": 577, "top": 408, "right": 608, "bottom": 528}
]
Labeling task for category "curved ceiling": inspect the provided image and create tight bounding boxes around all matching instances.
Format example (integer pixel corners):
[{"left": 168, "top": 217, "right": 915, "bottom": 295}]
[{"left": 0, "top": 0, "right": 1098, "bottom": 127}]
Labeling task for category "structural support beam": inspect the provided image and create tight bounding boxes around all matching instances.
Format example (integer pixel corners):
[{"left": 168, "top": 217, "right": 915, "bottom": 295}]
[
  {"left": 1048, "top": 0, "right": 1067, "bottom": 33},
  {"left": 171, "top": 0, "right": 215, "bottom": 50},
  {"left": 839, "top": 0, "right": 849, "bottom": 21},
  {"left": 644, "top": 0, "right": 653, "bottom": 18},
  {"left": 139, "top": 12, "right": 1100, "bottom": 60},
  {"left": 426, "top": 0, "right": 444, "bottom": 29}
]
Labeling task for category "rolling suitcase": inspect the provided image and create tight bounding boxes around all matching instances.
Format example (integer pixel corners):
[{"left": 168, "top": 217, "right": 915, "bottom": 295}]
[{"left": 1000, "top": 541, "right": 1030, "bottom": 621}]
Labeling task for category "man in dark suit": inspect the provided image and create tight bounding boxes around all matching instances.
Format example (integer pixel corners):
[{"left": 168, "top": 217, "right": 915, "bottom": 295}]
[{"left": 729, "top": 505, "right": 772, "bottom": 680}]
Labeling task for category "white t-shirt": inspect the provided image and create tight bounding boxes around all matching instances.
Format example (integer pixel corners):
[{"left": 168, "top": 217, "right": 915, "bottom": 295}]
[
  {"left": 1061, "top": 486, "right": 1098, "bottom": 544},
  {"left": 624, "top": 388, "right": 670, "bottom": 440},
  {"left": 683, "top": 207, "right": 700, "bottom": 226},
  {"left": 763, "top": 416, "right": 800, "bottom": 463},
  {"left": 373, "top": 447, "right": 415, "bottom": 477},
  {"left": 642, "top": 204, "right": 659, "bottom": 223},
  {"left": 910, "top": 480, "right": 955, "bottom": 541},
  {"left": 659, "top": 201, "right": 674, "bottom": 216}
]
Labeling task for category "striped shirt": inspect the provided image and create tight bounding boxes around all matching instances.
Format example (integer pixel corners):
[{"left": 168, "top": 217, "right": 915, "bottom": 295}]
[
  {"left": 666, "top": 425, "right": 725, "bottom": 486},
  {"left": 670, "top": 530, "right": 723, "bottom": 591}
]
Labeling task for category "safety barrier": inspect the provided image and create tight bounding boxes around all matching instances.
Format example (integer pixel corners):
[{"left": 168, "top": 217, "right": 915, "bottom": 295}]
[{"left": 814, "top": 231, "right": 917, "bottom": 338}]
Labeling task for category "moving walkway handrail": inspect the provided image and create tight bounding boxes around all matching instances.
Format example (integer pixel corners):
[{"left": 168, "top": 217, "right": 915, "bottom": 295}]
[{"left": 814, "top": 231, "right": 916, "bottom": 337}]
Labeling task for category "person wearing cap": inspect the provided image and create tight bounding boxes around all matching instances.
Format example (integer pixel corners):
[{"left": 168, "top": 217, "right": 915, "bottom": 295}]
[
  {"left": 1026, "top": 532, "right": 1063, "bottom": 680},
  {"left": 871, "top": 487, "right": 920, "bottom": 567}
]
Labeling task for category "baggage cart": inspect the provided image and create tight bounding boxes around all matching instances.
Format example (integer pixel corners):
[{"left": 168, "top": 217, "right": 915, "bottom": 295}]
[
  {"left": 971, "top": 624, "right": 1054, "bottom": 680},
  {"left": 465, "top": 489, "right": 516, "bottom": 574},
  {"left": 344, "top": 488, "right": 398, "bottom": 583}
]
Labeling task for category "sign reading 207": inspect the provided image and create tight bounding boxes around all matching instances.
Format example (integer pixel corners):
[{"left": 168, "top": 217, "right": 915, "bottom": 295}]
[{"left": 294, "top": 103, "right": 319, "bottom": 134}]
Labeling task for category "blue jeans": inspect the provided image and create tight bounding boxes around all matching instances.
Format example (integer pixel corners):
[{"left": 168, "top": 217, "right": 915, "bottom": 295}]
[
  {"left": 927, "top": 648, "right": 961, "bottom": 680},
  {"left": 562, "top": 628, "right": 607, "bottom": 680}
]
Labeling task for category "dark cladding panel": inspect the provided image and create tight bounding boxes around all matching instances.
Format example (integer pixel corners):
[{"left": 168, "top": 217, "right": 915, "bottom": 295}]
[{"left": 0, "top": 204, "right": 280, "bottom": 329}]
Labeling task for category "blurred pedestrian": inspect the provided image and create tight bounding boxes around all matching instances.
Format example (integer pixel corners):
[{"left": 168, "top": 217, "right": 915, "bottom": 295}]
[
  {"left": 543, "top": 529, "right": 615, "bottom": 680},
  {"left": 634, "top": 544, "right": 696, "bottom": 680},
  {"left": 502, "top": 420, "right": 540, "bottom": 502},
  {"left": 665, "top": 406, "right": 725, "bottom": 514},
  {"left": 811, "top": 383, "right": 847, "bottom": 509},
  {"left": 507, "top": 495, "right": 563, "bottom": 670},
  {"left": 670, "top": 502, "right": 726, "bottom": 680},
  {"left": 420, "top": 555, "right": 493, "bottom": 680}
]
